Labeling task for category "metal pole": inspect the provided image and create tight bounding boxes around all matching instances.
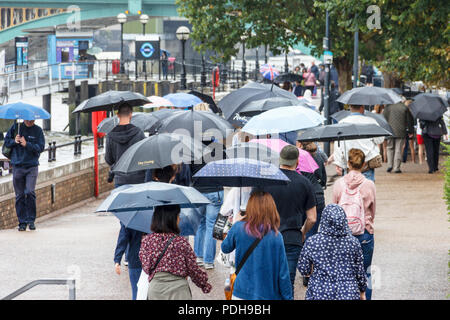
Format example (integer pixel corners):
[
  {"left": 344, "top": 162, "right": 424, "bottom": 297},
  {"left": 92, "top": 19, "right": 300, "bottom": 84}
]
[
  {"left": 142, "top": 22, "right": 146, "bottom": 79},
  {"left": 181, "top": 39, "right": 186, "bottom": 90},
  {"left": 254, "top": 48, "right": 259, "bottom": 81},
  {"left": 201, "top": 54, "right": 206, "bottom": 93},
  {"left": 264, "top": 44, "right": 268, "bottom": 64},
  {"left": 353, "top": 17, "right": 359, "bottom": 88},
  {"left": 324, "top": 9, "right": 331, "bottom": 156},
  {"left": 242, "top": 42, "right": 246, "bottom": 82},
  {"left": 284, "top": 51, "right": 288, "bottom": 73},
  {"left": 120, "top": 22, "right": 125, "bottom": 74}
]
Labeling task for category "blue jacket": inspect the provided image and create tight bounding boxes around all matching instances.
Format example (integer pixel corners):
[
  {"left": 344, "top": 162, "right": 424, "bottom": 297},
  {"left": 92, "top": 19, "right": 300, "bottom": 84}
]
[
  {"left": 4, "top": 123, "right": 45, "bottom": 167},
  {"left": 114, "top": 222, "right": 145, "bottom": 269},
  {"left": 221, "top": 221, "right": 293, "bottom": 300}
]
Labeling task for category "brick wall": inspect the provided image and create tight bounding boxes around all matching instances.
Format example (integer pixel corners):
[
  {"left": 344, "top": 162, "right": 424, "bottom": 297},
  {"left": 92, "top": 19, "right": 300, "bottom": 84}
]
[{"left": 0, "top": 164, "right": 114, "bottom": 230}]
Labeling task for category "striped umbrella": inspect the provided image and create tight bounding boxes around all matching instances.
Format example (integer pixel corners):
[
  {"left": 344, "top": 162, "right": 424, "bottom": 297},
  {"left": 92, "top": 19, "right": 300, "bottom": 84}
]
[{"left": 259, "top": 64, "right": 280, "bottom": 81}]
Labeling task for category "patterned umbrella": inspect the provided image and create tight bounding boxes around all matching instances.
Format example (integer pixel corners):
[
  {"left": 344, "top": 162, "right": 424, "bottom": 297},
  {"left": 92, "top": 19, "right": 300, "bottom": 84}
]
[{"left": 260, "top": 64, "right": 280, "bottom": 81}]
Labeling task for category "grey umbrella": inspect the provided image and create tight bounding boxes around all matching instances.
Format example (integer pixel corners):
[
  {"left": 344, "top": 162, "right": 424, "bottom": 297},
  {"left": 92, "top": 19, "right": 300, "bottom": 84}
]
[
  {"left": 72, "top": 91, "right": 150, "bottom": 113},
  {"left": 336, "top": 87, "right": 402, "bottom": 106},
  {"left": 97, "top": 112, "right": 159, "bottom": 134},
  {"left": 410, "top": 93, "right": 449, "bottom": 121},
  {"left": 218, "top": 81, "right": 299, "bottom": 120},
  {"left": 112, "top": 133, "right": 207, "bottom": 174},
  {"left": 238, "top": 96, "right": 306, "bottom": 117},
  {"left": 331, "top": 110, "right": 394, "bottom": 135},
  {"left": 147, "top": 108, "right": 183, "bottom": 134}
]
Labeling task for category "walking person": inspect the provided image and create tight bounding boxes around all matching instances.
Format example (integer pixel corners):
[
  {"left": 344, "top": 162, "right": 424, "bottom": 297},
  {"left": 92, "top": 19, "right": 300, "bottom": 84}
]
[
  {"left": 302, "top": 68, "right": 316, "bottom": 95},
  {"left": 416, "top": 118, "right": 426, "bottom": 165},
  {"left": 297, "top": 204, "right": 367, "bottom": 300},
  {"left": 420, "top": 116, "right": 448, "bottom": 173},
  {"left": 139, "top": 204, "right": 212, "bottom": 300},
  {"left": 221, "top": 190, "right": 293, "bottom": 300},
  {"left": 332, "top": 148, "right": 376, "bottom": 300},
  {"left": 262, "top": 145, "right": 317, "bottom": 296},
  {"left": 4, "top": 120, "right": 45, "bottom": 231},
  {"left": 382, "top": 101, "right": 415, "bottom": 173},
  {"left": 373, "top": 104, "right": 388, "bottom": 163},
  {"left": 333, "top": 104, "right": 385, "bottom": 182}
]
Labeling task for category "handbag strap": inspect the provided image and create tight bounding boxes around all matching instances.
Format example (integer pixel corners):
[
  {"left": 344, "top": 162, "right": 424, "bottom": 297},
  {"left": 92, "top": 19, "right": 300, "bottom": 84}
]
[
  {"left": 149, "top": 235, "right": 176, "bottom": 274},
  {"left": 235, "top": 237, "right": 262, "bottom": 275}
]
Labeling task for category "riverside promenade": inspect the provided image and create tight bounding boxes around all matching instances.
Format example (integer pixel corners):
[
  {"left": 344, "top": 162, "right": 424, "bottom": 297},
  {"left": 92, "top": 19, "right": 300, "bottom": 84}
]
[{"left": 0, "top": 159, "right": 447, "bottom": 300}]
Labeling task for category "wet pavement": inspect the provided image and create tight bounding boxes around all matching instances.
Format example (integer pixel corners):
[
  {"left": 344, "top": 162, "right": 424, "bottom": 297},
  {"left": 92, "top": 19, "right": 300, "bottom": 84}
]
[{"left": 0, "top": 158, "right": 447, "bottom": 300}]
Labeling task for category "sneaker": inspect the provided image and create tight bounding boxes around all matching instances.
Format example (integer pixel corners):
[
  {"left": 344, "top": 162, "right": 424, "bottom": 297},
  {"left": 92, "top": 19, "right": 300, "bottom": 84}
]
[
  {"left": 196, "top": 257, "right": 204, "bottom": 266},
  {"left": 394, "top": 170, "right": 402, "bottom": 173},
  {"left": 204, "top": 263, "right": 214, "bottom": 270},
  {"left": 18, "top": 225, "right": 26, "bottom": 232},
  {"left": 386, "top": 167, "right": 393, "bottom": 173},
  {"left": 28, "top": 223, "right": 36, "bottom": 230}
]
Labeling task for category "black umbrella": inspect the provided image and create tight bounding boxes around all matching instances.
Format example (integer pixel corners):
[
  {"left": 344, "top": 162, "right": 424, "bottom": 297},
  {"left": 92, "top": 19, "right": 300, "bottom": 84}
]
[
  {"left": 112, "top": 133, "right": 207, "bottom": 174},
  {"left": 147, "top": 108, "right": 183, "bottom": 134},
  {"left": 157, "top": 110, "right": 234, "bottom": 141},
  {"left": 331, "top": 110, "right": 394, "bottom": 135},
  {"left": 72, "top": 91, "right": 150, "bottom": 113},
  {"left": 274, "top": 73, "right": 303, "bottom": 83},
  {"left": 336, "top": 87, "right": 402, "bottom": 106},
  {"left": 238, "top": 96, "right": 306, "bottom": 117},
  {"left": 410, "top": 93, "right": 448, "bottom": 121},
  {"left": 225, "top": 143, "right": 279, "bottom": 164},
  {"left": 188, "top": 90, "right": 220, "bottom": 113},
  {"left": 297, "top": 122, "right": 392, "bottom": 142},
  {"left": 97, "top": 112, "right": 158, "bottom": 134},
  {"left": 218, "top": 81, "right": 299, "bottom": 120}
]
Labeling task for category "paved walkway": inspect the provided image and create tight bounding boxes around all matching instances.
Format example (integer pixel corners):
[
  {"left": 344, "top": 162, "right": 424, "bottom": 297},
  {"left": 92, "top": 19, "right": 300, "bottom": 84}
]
[{"left": 0, "top": 159, "right": 448, "bottom": 300}]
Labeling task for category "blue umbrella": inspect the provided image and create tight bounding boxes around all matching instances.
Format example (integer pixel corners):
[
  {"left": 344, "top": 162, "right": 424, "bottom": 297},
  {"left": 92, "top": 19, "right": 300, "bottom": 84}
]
[
  {"left": 111, "top": 207, "right": 202, "bottom": 235},
  {"left": 242, "top": 105, "right": 324, "bottom": 135},
  {"left": 0, "top": 102, "right": 51, "bottom": 120},
  {"left": 163, "top": 93, "right": 203, "bottom": 108},
  {"left": 192, "top": 157, "right": 290, "bottom": 187},
  {"left": 96, "top": 181, "right": 210, "bottom": 213}
]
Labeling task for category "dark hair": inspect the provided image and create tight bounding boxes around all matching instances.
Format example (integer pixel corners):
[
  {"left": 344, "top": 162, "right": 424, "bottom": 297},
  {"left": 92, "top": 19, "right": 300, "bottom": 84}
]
[
  {"left": 150, "top": 204, "right": 181, "bottom": 234},
  {"left": 118, "top": 103, "right": 132, "bottom": 116},
  {"left": 330, "top": 80, "right": 336, "bottom": 89},
  {"left": 282, "top": 81, "right": 292, "bottom": 91},
  {"left": 153, "top": 165, "right": 177, "bottom": 183}
]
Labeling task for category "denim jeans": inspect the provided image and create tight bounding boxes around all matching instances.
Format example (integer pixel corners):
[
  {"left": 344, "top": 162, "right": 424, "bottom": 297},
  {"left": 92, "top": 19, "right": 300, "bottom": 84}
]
[
  {"left": 284, "top": 244, "right": 302, "bottom": 297},
  {"left": 128, "top": 267, "right": 142, "bottom": 300},
  {"left": 114, "top": 183, "right": 129, "bottom": 262},
  {"left": 306, "top": 200, "right": 324, "bottom": 238},
  {"left": 12, "top": 166, "right": 38, "bottom": 226},
  {"left": 355, "top": 230, "right": 374, "bottom": 300},
  {"left": 194, "top": 191, "right": 224, "bottom": 264},
  {"left": 362, "top": 168, "right": 375, "bottom": 182}
]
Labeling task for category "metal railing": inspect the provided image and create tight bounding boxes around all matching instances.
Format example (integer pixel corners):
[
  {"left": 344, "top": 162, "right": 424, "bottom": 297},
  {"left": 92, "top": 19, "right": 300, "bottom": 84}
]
[
  {"left": 1, "top": 279, "right": 76, "bottom": 300},
  {"left": 45, "top": 135, "right": 103, "bottom": 162}
]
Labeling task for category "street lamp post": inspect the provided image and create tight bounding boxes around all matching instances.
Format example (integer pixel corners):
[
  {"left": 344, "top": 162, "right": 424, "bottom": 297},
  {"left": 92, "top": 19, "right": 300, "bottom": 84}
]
[
  {"left": 140, "top": 14, "right": 149, "bottom": 80},
  {"left": 353, "top": 17, "right": 359, "bottom": 88},
  {"left": 284, "top": 51, "right": 289, "bottom": 73},
  {"left": 241, "top": 35, "right": 247, "bottom": 82},
  {"left": 201, "top": 53, "right": 206, "bottom": 92},
  {"left": 176, "top": 26, "right": 190, "bottom": 90},
  {"left": 117, "top": 13, "right": 127, "bottom": 74},
  {"left": 264, "top": 44, "right": 268, "bottom": 64},
  {"left": 254, "top": 47, "right": 259, "bottom": 81},
  {"left": 323, "top": 8, "right": 331, "bottom": 156}
]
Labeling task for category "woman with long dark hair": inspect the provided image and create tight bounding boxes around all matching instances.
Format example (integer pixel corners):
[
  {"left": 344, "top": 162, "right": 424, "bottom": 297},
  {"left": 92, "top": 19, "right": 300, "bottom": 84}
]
[{"left": 221, "top": 191, "right": 292, "bottom": 300}]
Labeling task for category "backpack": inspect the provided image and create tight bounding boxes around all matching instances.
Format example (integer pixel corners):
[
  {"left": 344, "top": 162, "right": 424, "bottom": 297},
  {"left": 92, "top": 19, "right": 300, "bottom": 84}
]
[{"left": 338, "top": 182, "right": 366, "bottom": 235}]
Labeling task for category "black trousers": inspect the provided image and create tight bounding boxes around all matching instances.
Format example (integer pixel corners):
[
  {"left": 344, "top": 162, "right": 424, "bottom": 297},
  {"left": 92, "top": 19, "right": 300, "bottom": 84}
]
[{"left": 423, "top": 134, "right": 441, "bottom": 172}]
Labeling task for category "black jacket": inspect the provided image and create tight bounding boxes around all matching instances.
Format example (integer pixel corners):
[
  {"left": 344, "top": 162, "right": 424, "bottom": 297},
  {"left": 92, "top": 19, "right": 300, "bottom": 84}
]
[
  {"left": 105, "top": 123, "right": 146, "bottom": 186},
  {"left": 420, "top": 117, "right": 447, "bottom": 137}
]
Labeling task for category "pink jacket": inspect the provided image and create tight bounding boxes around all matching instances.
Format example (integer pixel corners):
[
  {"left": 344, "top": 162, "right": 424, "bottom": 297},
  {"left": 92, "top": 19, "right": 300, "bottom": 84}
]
[
  {"left": 332, "top": 170, "right": 376, "bottom": 234},
  {"left": 303, "top": 71, "right": 317, "bottom": 86}
]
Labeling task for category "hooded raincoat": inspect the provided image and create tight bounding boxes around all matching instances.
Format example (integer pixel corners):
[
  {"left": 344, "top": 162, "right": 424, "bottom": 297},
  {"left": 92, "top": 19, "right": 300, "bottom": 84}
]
[{"left": 297, "top": 204, "right": 367, "bottom": 300}]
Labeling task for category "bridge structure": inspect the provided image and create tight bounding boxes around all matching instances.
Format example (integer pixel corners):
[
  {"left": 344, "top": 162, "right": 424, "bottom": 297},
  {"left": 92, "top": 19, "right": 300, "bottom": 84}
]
[{"left": 0, "top": 0, "right": 178, "bottom": 44}]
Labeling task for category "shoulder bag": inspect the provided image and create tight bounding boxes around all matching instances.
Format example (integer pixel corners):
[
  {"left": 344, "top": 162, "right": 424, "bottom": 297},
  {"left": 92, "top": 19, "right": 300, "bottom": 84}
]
[
  {"left": 148, "top": 235, "right": 176, "bottom": 275},
  {"left": 2, "top": 124, "right": 16, "bottom": 159},
  {"left": 224, "top": 237, "right": 262, "bottom": 300}
]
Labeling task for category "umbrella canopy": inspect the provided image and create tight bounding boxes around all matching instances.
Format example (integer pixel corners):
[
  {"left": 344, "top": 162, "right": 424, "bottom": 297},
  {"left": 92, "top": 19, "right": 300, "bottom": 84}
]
[
  {"left": 410, "top": 93, "right": 449, "bottom": 121},
  {"left": 274, "top": 73, "right": 302, "bottom": 83},
  {"left": 218, "top": 81, "right": 299, "bottom": 120},
  {"left": 145, "top": 108, "right": 183, "bottom": 134},
  {"left": 336, "top": 87, "right": 402, "bottom": 106},
  {"left": 96, "top": 181, "right": 210, "bottom": 213},
  {"left": 143, "top": 96, "right": 174, "bottom": 109},
  {"left": 97, "top": 112, "right": 158, "bottom": 134},
  {"left": 111, "top": 207, "right": 201, "bottom": 235},
  {"left": 249, "top": 138, "right": 319, "bottom": 173},
  {"left": 242, "top": 105, "right": 325, "bottom": 135},
  {"left": 157, "top": 109, "right": 233, "bottom": 140},
  {"left": 188, "top": 90, "right": 220, "bottom": 113},
  {"left": 163, "top": 93, "right": 203, "bottom": 108},
  {"left": 192, "top": 157, "right": 290, "bottom": 187},
  {"left": 238, "top": 96, "right": 305, "bottom": 117},
  {"left": 260, "top": 64, "right": 280, "bottom": 81},
  {"left": 331, "top": 110, "right": 394, "bottom": 134},
  {"left": 73, "top": 91, "right": 150, "bottom": 113},
  {"left": 0, "top": 102, "right": 51, "bottom": 120},
  {"left": 87, "top": 46, "right": 102, "bottom": 55},
  {"left": 112, "top": 133, "right": 206, "bottom": 174},
  {"left": 297, "top": 122, "right": 393, "bottom": 142},
  {"left": 225, "top": 142, "right": 279, "bottom": 164}
]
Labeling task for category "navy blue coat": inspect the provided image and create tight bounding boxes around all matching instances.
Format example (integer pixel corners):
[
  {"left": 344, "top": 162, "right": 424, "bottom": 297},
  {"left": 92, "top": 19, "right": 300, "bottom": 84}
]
[
  {"left": 114, "top": 222, "right": 145, "bottom": 269},
  {"left": 4, "top": 123, "right": 45, "bottom": 167}
]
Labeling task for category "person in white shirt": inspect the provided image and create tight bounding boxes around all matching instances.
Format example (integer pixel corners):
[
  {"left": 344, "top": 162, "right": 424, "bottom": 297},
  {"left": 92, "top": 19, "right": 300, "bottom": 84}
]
[{"left": 333, "top": 105, "right": 384, "bottom": 182}]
